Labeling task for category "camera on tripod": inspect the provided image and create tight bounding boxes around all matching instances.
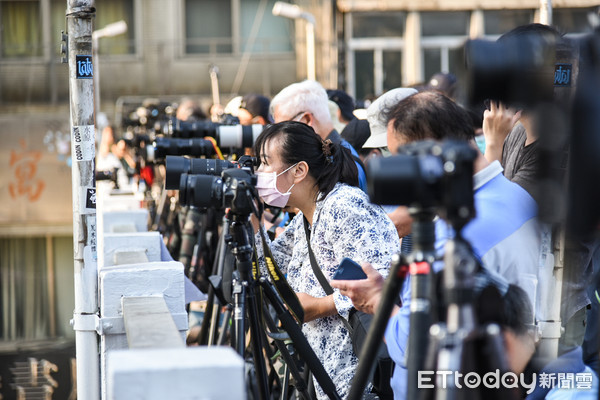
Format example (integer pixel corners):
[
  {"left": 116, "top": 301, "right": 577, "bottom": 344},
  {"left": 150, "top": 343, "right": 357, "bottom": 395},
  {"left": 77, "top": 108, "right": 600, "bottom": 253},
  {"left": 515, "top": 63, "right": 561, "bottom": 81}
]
[
  {"left": 367, "top": 140, "right": 478, "bottom": 227},
  {"left": 465, "top": 33, "right": 556, "bottom": 108},
  {"left": 173, "top": 156, "right": 258, "bottom": 214}
]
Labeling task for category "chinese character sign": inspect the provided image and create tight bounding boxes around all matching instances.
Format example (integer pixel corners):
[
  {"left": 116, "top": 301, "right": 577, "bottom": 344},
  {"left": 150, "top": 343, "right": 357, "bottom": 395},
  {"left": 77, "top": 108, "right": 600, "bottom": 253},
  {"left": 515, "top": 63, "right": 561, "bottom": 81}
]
[{"left": 9, "top": 140, "right": 45, "bottom": 202}]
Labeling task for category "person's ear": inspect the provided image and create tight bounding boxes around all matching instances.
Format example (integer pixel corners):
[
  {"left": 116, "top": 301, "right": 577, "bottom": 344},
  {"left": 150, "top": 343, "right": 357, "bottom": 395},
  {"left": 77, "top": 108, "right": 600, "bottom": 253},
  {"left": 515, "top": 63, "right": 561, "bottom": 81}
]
[
  {"left": 256, "top": 116, "right": 268, "bottom": 126},
  {"left": 370, "top": 149, "right": 382, "bottom": 158},
  {"left": 293, "top": 161, "right": 309, "bottom": 183},
  {"left": 301, "top": 112, "right": 313, "bottom": 126}
]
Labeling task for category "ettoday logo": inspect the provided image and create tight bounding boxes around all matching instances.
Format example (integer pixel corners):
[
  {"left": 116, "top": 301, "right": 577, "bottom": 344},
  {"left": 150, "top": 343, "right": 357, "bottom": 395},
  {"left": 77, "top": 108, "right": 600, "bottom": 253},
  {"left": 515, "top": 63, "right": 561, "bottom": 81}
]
[
  {"left": 418, "top": 370, "right": 595, "bottom": 393},
  {"left": 418, "top": 370, "right": 536, "bottom": 394}
]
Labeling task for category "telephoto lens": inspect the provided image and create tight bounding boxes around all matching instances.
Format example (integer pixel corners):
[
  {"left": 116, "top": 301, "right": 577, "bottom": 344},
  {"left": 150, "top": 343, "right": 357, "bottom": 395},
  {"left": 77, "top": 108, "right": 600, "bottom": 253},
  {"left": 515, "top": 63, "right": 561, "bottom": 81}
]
[
  {"left": 165, "top": 156, "right": 235, "bottom": 190},
  {"left": 178, "top": 173, "right": 224, "bottom": 209},
  {"left": 163, "top": 118, "right": 264, "bottom": 148},
  {"left": 146, "top": 137, "right": 216, "bottom": 162}
]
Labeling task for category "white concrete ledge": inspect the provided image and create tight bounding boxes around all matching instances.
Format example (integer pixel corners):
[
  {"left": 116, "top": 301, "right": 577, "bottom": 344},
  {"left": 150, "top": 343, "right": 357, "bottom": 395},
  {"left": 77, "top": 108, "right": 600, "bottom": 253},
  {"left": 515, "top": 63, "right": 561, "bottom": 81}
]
[
  {"left": 108, "top": 347, "right": 246, "bottom": 400},
  {"left": 100, "top": 209, "right": 149, "bottom": 233},
  {"left": 100, "top": 231, "right": 162, "bottom": 269}
]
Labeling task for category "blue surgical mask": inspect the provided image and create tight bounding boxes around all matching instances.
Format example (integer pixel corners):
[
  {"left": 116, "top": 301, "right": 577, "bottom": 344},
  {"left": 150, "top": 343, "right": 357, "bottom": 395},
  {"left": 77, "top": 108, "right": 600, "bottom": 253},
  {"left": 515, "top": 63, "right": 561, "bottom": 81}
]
[{"left": 475, "top": 135, "right": 486, "bottom": 154}]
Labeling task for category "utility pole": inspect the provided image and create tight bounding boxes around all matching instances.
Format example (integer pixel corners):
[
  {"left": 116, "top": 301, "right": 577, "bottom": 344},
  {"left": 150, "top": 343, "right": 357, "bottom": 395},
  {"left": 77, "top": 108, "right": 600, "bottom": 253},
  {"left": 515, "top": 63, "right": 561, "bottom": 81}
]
[
  {"left": 540, "top": 0, "right": 553, "bottom": 25},
  {"left": 65, "top": 1, "right": 100, "bottom": 399}
]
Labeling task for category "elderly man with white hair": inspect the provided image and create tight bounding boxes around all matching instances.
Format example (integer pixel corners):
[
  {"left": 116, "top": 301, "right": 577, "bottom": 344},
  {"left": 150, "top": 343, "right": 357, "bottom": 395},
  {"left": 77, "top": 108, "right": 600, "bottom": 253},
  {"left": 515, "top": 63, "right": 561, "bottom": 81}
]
[{"left": 270, "top": 80, "right": 368, "bottom": 192}]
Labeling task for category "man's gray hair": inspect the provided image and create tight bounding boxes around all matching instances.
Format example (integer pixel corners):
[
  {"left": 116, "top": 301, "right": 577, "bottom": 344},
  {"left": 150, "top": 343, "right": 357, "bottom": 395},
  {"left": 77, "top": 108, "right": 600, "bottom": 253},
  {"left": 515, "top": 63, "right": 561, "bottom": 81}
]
[{"left": 270, "top": 80, "right": 331, "bottom": 123}]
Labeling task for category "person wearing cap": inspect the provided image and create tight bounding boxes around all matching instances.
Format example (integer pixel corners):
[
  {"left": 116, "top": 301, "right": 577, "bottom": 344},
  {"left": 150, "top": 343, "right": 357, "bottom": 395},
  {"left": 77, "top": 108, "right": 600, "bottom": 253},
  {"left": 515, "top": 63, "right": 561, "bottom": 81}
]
[
  {"left": 332, "top": 90, "right": 545, "bottom": 400},
  {"left": 340, "top": 118, "right": 375, "bottom": 164},
  {"left": 327, "top": 89, "right": 356, "bottom": 132},
  {"left": 363, "top": 88, "right": 418, "bottom": 241},
  {"left": 424, "top": 72, "right": 458, "bottom": 99},
  {"left": 327, "top": 100, "right": 347, "bottom": 134},
  {"left": 238, "top": 93, "right": 271, "bottom": 126},
  {"left": 270, "top": 80, "right": 368, "bottom": 192}
]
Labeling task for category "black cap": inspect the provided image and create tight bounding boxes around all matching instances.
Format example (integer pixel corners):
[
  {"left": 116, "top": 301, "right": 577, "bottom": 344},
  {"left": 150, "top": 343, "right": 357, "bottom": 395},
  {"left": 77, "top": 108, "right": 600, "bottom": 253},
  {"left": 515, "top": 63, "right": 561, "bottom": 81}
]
[
  {"left": 425, "top": 73, "right": 458, "bottom": 98},
  {"left": 341, "top": 118, "right": 371, "bottom": 150},
  {"left": 327, "top": 89, "right": 356, "bottom": 122},
  {"left": 240, "top": 94, "right": 271, "bottom": 121}
]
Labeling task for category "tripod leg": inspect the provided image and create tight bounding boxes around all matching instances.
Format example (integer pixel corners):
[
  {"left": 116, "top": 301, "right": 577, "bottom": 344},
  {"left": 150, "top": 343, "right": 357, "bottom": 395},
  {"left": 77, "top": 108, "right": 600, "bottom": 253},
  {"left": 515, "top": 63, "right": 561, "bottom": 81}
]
[
  {"left": 200, "top": 220, "right": 229, "bottom": 346},
  {"left": 244, "top": 278, "right": 270, "bottom": 400},
  {"left": 262, "top": 305, "right": 311, "bottom": 400},
  {"left": 280, "top": 362, "right": 290, "bottom": 400},
  {"left": 232, "top": 277, "right": 246, "bottom": 355},
  {"left": 217, "top": 305, "right": 232, "bottom": 346},
  {"left": 208, "top": 217, "right": 230, "bottom": 345},
  {"left": 260, "top": 279, "right": 341, "bottom": 400},
  {"left": 347, "top": 254, "right": 409, "bottom": 400}
]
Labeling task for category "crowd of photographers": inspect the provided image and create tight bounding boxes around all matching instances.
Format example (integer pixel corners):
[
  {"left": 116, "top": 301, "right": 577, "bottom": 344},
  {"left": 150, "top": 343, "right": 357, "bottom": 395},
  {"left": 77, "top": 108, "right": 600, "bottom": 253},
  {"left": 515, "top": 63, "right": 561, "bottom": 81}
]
[{"left": 95, "top": 22, "right": 600, "bottom": 400}]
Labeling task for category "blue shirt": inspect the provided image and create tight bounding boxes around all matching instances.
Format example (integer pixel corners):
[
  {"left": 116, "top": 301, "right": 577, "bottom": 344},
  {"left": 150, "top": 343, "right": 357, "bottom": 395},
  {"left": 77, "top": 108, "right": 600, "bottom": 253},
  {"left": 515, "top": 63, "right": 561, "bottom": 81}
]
[
  {"left": 327, "top": 129, "right": 368, "bottom": 193},
  {"left": 340, "top": 138, "right": 368, "bottom": 193}
]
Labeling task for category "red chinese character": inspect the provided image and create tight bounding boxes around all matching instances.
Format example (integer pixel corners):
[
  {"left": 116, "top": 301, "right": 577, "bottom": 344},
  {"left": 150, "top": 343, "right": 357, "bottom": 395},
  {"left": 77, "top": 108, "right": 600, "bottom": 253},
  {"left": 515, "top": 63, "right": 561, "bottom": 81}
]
[{"left": 9, "top": 140, "right": 45, "bottom": 202}]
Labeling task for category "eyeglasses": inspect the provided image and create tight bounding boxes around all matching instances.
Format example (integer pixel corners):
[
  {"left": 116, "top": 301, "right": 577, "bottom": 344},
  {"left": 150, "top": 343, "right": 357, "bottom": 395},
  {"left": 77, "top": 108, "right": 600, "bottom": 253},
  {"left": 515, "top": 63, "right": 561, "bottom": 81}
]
[{"left": 291, "top": 111, "right": 306, "bottom": 122}]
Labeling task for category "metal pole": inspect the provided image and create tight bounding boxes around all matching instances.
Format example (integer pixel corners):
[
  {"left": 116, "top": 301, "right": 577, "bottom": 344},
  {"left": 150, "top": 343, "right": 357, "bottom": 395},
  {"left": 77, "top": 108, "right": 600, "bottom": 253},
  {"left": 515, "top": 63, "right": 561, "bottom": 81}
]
[
  {"left": 306, "top": 21, "right": 316, "bottom": 81},
  {"left": 66, "top": 1, "right": 100, "bottom": 399},
  {"left": 93, "top": 36, "right": 100, "bottom": 128},
  {"left": 540, "top": 0, "right": 553, "bottom": 25}
]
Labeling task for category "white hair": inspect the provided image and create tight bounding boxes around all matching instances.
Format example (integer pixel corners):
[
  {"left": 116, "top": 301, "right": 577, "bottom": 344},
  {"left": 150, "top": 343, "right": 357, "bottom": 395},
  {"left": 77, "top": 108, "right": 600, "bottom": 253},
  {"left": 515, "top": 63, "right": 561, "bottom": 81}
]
[{"left": 270, "top": 80, "right": 332, "bottom": 123}]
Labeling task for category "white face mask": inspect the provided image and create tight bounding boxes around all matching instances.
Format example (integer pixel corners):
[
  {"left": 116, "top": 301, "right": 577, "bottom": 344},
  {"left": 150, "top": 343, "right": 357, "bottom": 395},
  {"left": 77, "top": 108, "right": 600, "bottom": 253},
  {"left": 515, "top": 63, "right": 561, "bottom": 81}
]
[{"left": 255, "top": 163, "right": 298, "bottom": 208}]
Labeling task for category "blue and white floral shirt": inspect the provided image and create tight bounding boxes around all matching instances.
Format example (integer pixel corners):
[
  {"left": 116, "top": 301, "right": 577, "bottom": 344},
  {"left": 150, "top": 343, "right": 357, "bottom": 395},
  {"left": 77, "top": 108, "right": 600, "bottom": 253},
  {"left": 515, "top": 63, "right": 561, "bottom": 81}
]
[{"left": 257, "top": 183, "right": 400, "bottom": 399}]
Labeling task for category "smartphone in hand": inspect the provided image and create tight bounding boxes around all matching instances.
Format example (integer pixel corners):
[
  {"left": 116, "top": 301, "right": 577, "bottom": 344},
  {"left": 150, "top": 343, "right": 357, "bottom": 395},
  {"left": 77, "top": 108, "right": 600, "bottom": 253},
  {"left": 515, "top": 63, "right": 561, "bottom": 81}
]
[{"left": 332, "top": 258, "right": 367, "bottom": 280}]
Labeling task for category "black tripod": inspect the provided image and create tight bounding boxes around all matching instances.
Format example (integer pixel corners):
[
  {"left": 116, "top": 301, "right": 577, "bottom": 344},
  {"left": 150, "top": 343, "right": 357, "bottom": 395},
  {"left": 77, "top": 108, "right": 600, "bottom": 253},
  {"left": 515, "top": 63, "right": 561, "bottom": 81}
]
[
  {"left": 421, "top": 232, "right": 519, "bottom": 400},
  {"left": 226, "top": 209, "right": 342, "bottom": 400}
]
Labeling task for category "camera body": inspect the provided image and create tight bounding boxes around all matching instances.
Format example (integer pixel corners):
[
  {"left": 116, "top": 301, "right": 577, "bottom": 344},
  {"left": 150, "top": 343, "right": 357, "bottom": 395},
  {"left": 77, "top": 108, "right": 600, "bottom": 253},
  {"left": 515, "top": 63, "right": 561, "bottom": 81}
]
[
  {"left": 367, "top": 140, "right": 477, "bottom": 228},
  {"left": 178, "top": 157, "right": 258, "bottom": 215},
  {"left": 465, "top": 33, "right": 556, "bottom": 108}
]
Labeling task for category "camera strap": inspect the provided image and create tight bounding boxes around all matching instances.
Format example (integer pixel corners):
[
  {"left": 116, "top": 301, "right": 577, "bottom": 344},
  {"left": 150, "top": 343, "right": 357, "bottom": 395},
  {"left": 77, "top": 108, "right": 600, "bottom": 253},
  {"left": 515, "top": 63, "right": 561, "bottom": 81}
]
[
  {"left": 303, "top": 217, "right": 353, "bottom": 333},
  {"left": 257, "top": 225, "right": 305, "bottom": 324}
]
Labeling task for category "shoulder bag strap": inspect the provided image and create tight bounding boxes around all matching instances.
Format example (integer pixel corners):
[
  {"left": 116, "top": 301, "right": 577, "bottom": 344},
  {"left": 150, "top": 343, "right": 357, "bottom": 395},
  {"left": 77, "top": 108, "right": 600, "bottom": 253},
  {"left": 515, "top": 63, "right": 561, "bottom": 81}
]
[{"left": 303, "top": 217, "right": 353, "bottom": 332}]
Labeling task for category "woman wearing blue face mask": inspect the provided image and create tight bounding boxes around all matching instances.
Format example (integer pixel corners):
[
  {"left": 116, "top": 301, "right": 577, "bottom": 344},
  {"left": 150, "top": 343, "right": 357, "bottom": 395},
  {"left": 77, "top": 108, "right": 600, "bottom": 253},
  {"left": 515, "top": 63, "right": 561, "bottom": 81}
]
[{"left": 254, "top": 121, "right": 400, "bottom": 400}]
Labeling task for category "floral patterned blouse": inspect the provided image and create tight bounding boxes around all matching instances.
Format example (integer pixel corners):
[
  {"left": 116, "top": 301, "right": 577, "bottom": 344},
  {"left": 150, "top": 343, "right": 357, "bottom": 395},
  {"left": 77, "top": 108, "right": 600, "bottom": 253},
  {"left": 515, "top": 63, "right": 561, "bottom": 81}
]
[{"left": 257, "top": 183, "right": 400, "bottom": 399}]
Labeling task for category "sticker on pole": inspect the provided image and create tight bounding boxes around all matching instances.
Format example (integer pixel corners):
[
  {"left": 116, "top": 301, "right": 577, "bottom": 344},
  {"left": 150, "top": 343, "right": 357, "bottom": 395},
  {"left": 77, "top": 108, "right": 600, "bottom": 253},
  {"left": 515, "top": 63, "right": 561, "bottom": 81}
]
[
  {"left": 76, "top": 55, "right": 93, "bottom": 79},
  {"left": 86, "top": 214, "right": 97, "bottom": 260},
  {"left": 82, "top": 187, "right": 96, "bottom": 212},
  {"left": 72, "top": 125, "right": 95, "bottom": 162}
]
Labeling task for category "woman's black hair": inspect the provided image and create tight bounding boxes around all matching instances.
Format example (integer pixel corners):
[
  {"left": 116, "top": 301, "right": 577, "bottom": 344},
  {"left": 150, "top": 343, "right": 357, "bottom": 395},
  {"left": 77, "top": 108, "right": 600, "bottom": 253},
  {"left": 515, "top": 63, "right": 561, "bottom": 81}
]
[{"left": 253, "top": 121, "right": 358, "bottom": 200}]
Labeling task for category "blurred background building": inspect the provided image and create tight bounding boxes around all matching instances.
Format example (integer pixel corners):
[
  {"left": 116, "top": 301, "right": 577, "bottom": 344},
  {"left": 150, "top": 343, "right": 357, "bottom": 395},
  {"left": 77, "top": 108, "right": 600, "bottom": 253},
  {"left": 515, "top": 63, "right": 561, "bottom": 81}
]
[{"left": 0, "top": 0, "right": 598, "bottom": 397}]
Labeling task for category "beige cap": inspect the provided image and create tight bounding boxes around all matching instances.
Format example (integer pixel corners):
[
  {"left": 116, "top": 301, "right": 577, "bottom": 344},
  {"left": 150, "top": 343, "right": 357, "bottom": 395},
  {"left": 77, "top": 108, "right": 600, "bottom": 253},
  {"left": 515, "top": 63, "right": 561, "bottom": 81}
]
[{"left": 363, "top": 88, "right": 418, "bottom": 148}]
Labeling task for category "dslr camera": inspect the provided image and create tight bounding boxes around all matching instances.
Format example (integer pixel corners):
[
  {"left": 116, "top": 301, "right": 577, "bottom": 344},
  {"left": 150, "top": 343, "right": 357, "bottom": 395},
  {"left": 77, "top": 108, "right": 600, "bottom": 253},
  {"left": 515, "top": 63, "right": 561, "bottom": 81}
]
[{"left": 367, "top": 140, "right": 478, "bottom": 227}]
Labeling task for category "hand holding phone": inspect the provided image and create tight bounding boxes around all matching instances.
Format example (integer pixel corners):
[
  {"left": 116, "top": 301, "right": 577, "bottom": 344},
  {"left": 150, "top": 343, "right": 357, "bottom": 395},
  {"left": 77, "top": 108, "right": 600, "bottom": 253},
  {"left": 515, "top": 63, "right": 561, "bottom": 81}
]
[{"left": 332, "top": 258, "right": 367, "bottom": 280}]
